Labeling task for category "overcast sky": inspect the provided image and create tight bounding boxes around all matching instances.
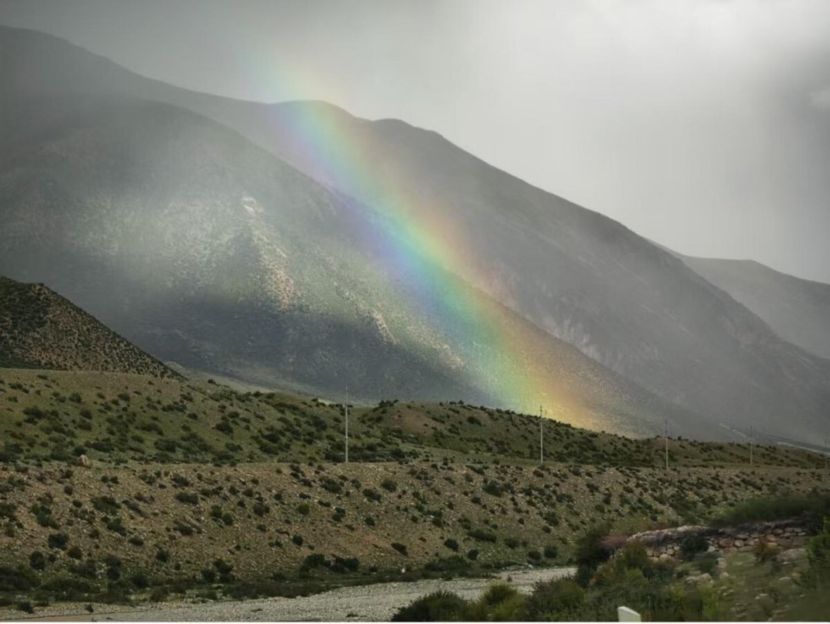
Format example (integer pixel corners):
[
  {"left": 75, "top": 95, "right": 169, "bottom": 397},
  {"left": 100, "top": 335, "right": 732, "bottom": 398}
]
[{"left": 2, "top": 0, "right": 829, "bottom": 282}]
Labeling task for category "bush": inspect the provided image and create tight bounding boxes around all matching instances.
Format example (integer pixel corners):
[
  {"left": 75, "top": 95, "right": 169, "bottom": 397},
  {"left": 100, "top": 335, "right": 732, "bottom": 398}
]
[
  {"left": 392, "top": 542, "right": 409, "bottom": 556},
  {"left": 443, "top": 538, "right": 459, "bottom": 552},
  {"left": 543, "top": 544, "right": 559, "bottom": 559},
  {"left": 466, "top": 583, "right": 526, "bottom": 621},
  {"left": 391, "top": 590, "right": 468, "bottom": 621},
  {"left": 467, "top": 528, "right": 497, "bottom": 543},
  {"left": 29, "top": 551, "right": 46, "bottom": 570},
  {"left": 573, "top": 523, "right": 612, "bottom": 586},
  {"left": 175, "top": 492, "right": 199, "bottom": 505},
  {"left": 381, "top": 479, "right": 398, "bottom": 492},
  {"left": 302, "top": 553, "right": 327, "bottom": 570},
  {"left": 525, "top": 578, "right": 585, "bottom": 620},
  {"left": 680, "top": 533, "right": 709, "bottom": 561},
  {"left": 47, "top": 532, "right": 69, "bottom": 550},
  {"left": 712, "top": 492, "right": 830, "bottom": 532}
]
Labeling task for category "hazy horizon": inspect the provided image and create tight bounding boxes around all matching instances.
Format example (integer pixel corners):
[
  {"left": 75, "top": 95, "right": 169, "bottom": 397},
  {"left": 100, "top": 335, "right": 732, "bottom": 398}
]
[{"left": 2, "top": 0, "right": 829, "bottom": 283}]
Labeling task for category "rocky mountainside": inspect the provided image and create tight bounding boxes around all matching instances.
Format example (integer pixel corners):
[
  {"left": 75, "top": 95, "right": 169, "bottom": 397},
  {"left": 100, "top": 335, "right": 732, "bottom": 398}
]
[
  {"left": 1, "top": 25, "right": 829, "bottom": 442},
  {"left": 0, "top": 95, "right": 716, "bottom": 438},
  {"left": 681, "top": 256, "right": 830, "bottom": 362},
  {"left": 0, "top": 274, "right": 173, "bottom": 376}
]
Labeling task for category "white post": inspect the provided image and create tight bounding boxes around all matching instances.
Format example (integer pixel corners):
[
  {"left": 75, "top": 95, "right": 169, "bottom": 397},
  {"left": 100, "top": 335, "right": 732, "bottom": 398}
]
[{"left": 618, "top": 606, "right": 641, "bottom": 622}]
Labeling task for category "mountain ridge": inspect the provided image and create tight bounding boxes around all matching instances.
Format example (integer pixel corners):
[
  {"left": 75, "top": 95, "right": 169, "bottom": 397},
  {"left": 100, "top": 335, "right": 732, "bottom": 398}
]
[{"left": 1, "top": 25, "right": 828, "bottom": 443}]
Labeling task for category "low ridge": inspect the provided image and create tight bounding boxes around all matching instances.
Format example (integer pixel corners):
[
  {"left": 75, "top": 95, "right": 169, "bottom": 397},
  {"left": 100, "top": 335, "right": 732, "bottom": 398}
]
[{"left": 0, "top": 275, "right": 175, "bottom": 377}]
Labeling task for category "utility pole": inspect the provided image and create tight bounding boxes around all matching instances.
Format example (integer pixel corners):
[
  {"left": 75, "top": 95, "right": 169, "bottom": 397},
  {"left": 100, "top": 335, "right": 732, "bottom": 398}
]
[
  {"left": 664, "top": 420, "right": 669, "bottom": 470},
  {"left": 539, "top": 405, "right": 544, "bottom": 466},
  {"left": 749, "top": 426, "right": 754, "bottom": 467},
  {"left": 824, "top": 437, "right": 828, "bottom": 471},
  {"left": 344, "top": 387, "right": 349, "bottom": 464}
]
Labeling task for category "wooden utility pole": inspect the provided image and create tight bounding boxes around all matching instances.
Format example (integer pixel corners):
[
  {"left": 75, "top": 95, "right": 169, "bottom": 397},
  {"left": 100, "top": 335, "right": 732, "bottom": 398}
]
[
  {"left": 664, "top": 420, "right": 669, "bottom": 470},
  {"left": 749, "top": 426, "right": 754, "bottom": 467},
  {"left": 344, "top": 387, "right": 349, "bottom": 464},
  {"left": 539, "top": 405, "right": 544, "bottom": 466}
]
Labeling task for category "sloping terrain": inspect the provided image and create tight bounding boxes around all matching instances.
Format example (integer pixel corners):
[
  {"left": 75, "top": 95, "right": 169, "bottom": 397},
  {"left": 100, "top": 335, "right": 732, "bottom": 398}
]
[
  {"left": 0, "top": 275, "right": 173, "bottom": 377},
  {"left": 0, "top": 97, "right": 717, "bottom": 438},
  {"left": 681, "top": 256, "right": 830, "bottom": 361},
  {"left": 0, "top": 369, "right": 825, "bottom": 612},
  {"left": 2, "top": 26, "right": 829, "bottom": 442}
]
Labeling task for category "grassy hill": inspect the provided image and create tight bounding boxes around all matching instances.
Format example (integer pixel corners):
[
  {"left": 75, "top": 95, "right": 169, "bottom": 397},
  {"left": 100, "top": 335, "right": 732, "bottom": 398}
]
[
  {"left": 0, "top": 368, "right": 827, "bottom": 612},
  {"left": 0, "top": 276, "right": 175, "bottom": 378}
]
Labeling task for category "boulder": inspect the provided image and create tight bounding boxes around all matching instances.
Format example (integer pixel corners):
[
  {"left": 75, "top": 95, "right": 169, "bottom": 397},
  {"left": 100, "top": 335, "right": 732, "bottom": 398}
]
[
  {"left": 779, "top": 548, "right": 806, "bottom": 564},
  {"left": 78, "top": 454, "right": 91, "bottom": 468}
]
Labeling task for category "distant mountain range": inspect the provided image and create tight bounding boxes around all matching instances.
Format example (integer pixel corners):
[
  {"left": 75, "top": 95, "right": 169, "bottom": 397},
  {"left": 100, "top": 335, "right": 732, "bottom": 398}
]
[
  {"left": 0, "top": 274, "right": 174, "bottom": 376},
  {"left": 680, "top": 256, "right": 830, "bottom": 362},
  {"left": 0, "top": 25, "right": 828, "bottom": 443}
]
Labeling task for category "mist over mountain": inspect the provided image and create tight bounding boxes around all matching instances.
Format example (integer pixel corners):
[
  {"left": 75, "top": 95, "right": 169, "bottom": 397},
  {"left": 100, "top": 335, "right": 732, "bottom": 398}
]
[
  {"left": 680, "top": 256, "right": 830, "bottom": 362},
  {"left": 1, "top": 25, "right": 828, "bottom": 443}
]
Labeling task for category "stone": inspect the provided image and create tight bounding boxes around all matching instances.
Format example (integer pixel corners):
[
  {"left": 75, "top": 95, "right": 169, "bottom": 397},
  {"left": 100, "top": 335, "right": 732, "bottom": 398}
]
[
  {"left": 772, "top": 528, "right": 783, "bottom": 536},
  {"left": 719, "top": 539, "right": 731, "bottom": 548},
  {"left": 720, "top": 571, "right": 730, "bottom": 579},
  {"left": 659, "top": 553, "right": 672, "bottom": 562},
  {"left": 717, "top": 558, "right": 728, "bottom": 569},
  {"left": 734, "top": 540, "right": 744, "bottom": 548},
  {"left": 779, "top": 548, "right": 806, "bottom": 564},
  {"left": 78, "top": 454, "right": 91, "bottom": 468}
]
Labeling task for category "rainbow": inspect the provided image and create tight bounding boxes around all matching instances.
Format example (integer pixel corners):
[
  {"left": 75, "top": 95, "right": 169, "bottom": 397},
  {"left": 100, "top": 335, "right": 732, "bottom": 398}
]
[{"left": 228, "top": 53, "right": 597, "bottom": 427}]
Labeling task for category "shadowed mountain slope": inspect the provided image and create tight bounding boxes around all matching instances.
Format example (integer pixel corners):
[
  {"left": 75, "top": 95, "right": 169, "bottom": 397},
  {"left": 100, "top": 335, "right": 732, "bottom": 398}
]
[
  {"left": 0, "top": 96, "right": 721, "bottom": 439},
  {"left": 1, "top": 26, "right": 828, "bottom": 442},
  {"left": 0, "top": 274, "right": 174, "bottom": 376},
  {"left": 681, "top": 256, "right": 830, "bottom": 362}
]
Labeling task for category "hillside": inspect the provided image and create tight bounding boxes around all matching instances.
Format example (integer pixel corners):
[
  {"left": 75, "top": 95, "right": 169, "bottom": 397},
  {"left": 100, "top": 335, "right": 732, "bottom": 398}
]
[
  {"left": 681, "top": 256, "right": 830, "bottom": 361},
  {"left": 0, "top": 96, "right": 725, "bottom": 440},
  {"left": 2, "top": 25, "right": 830, "bottom": 443},
  {"left": 0, "top": 369, "right": 826, "bottom": 612},
  {"left": 0, "top": 275, "right": 173, "bottom": 377}
]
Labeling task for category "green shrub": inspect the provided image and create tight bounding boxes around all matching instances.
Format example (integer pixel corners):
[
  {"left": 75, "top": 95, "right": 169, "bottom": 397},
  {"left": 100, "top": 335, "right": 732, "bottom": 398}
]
[
  {"left": 391, "top": 590, "right": 468, "bottom": 622},
  {"left": 524, "top": 578, "right": 584, "bottom": 620},
  {"left": 680, "top": 533, "right": 709, "bottom": 561},
  {"left": 392, "top": 542, "right": 408, "bottom": 556},
  {"left": 29, "top": 551, "right": 46, "bottom": 570},
  {"left": 443, "top": 538, "right": 459, "bottom": 552},
  {"left": 712, "top": 492, "right": 830, "bottom": 532},
  {"left": 47, "top": 532, "right": 69, "bottom": 550},
  {"left": 175, "top": 492, "right": 199, "bottom": 505},
  {"left": 467, "top": 528, "right": 497, "bottom": 543}
]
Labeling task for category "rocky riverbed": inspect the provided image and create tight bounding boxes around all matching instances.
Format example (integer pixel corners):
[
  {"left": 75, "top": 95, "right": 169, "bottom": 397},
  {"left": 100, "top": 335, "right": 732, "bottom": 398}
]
[{"left": 0, "top": 568, "right": 575, "bottom": 622}]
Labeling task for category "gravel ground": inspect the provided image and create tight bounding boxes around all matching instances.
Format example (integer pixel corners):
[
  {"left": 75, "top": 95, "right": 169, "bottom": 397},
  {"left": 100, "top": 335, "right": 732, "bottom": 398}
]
[{"left": 0, "top": 567, "right": 575, "bottom": 622}]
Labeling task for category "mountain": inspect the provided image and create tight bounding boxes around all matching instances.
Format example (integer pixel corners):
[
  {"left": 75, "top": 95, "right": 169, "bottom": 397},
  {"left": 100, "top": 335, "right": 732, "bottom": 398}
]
[
  {"left": 1, "top": 26, "right": 828, "bottom": 442},
  {"left": 680, "top": 257, "right": 830, "bottom": 362},
  {"left": 0, "top": 91, "right": 720, "bottom": 438},
  {"left": 0, "top": 274, "right": 174, "bottom": 376}
]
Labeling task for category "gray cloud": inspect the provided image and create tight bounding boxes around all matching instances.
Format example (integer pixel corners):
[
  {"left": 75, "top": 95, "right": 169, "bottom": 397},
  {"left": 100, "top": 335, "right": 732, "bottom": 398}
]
[{"left": 2, "top": 0, "right": 830, "bottom": 282}]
